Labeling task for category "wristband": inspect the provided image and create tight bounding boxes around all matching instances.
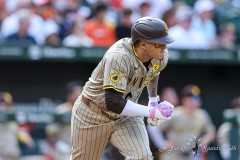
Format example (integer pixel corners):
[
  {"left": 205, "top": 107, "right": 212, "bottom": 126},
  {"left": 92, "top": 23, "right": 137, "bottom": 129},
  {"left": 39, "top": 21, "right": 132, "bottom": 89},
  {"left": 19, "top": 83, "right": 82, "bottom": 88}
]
[{"left": 148, "top": 95, "right": 160, "bottom": 103}]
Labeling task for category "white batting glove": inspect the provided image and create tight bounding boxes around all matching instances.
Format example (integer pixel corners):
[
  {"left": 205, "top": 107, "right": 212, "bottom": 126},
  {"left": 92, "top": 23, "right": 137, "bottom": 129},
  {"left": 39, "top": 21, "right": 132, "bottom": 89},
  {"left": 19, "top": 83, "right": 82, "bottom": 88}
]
[
  {"left": 147, "top": 118, "right": 160, "bottom": 126},
  {"left": 148, "top": 101, "right": 174, "bottom": 125},
  {"left": 147, "top": 96, "right": 160, "bottom": 126}
]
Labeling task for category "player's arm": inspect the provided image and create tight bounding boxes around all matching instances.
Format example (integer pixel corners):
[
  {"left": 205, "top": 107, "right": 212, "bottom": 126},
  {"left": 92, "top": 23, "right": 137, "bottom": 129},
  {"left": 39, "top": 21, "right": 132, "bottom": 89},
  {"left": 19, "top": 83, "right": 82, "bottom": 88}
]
[
  {"left": 200, "top": 111, "right": 216, "bottom": 146},
  {"left": 147, "top": 75, "right": 159, "bottom": 97},
  {"left": 147, "top": 75, "right": 160, "bottom": 105},
  {"left": 105, "top": 88, "right": 150, "bottom": 117},
  {"left": 105, "top": 89, "right": 127, "bottom": 114},
  {"left": 146, "top": 75, "right": 162, "bottom": 125},
  {"left": 105, "top": 88, "right": 173, "bottom": 119}
]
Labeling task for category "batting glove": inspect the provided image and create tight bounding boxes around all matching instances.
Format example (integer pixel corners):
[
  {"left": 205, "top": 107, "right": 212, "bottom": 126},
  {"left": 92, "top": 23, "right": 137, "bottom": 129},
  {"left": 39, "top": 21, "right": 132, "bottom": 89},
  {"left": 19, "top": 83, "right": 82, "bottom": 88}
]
[
  {"left": 148, "top": 101, "right": 174, "bottom": 125},
  {"left": 147, "top": 96, "right": 160, "bottom": 126}
]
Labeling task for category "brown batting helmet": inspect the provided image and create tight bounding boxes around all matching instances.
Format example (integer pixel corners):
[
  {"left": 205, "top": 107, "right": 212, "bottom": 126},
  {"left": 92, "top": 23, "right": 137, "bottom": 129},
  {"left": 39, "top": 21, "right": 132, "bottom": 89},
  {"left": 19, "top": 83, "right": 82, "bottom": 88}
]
[{"left": 131, "top": 17, "right": 174, "bottom": 44}]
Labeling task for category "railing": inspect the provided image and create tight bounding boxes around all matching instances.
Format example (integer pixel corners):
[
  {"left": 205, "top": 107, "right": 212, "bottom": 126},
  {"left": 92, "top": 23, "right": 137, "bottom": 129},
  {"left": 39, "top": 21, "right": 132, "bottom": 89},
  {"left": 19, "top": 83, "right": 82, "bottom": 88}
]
[
  {"left": 0, "top": 109, "right": 71, "bottom": 124},
  {"left": 0, "top": 45, "right": 240, "bottom": 64}
]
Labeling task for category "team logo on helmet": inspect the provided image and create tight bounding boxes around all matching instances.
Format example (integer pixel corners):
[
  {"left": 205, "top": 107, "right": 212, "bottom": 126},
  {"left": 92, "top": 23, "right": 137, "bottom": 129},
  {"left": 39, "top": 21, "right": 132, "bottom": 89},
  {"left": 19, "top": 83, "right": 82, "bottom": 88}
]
[
  {"left": 110, "top": 72, "right": 120, "bottom": 83},
  {"left": 191, "top": 86, "right": 201, "bottom": 96},
  {"left": 164, "top": 25, "right": 168, "bottom": 34},
  {"left": 152, "top": 64, "right": 160, "bottom": 72}
]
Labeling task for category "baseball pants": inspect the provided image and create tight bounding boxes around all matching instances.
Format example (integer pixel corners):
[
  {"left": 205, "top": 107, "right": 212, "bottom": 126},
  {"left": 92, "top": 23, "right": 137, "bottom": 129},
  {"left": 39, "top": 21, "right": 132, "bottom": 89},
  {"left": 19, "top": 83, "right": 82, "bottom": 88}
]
[{"left": 70, "top": 95, "right": 153, "bottom": 160}]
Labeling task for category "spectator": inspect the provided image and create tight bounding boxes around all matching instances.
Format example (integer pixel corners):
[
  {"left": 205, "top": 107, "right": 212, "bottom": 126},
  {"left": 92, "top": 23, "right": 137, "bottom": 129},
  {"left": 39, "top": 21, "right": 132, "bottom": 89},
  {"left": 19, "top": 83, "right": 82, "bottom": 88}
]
[
  {"left": 43, "top": 20, "right": 60, "bottom": 45},
  {"left": 217, "top": 22, "right": 237, "bottom": 50},
  {"left": 161, "top": 3, "right": 178, "bottom": 28},
  {"left": 32, "top": 0, "right": 54, "bottom": 21},
  {"left": 121, "top": 0, "right": 143, "bottom": 12},
  {"left": 147, "top": 84, "right": 216, "bottom": 160},
  {"left": 84, "top": 3, "right": 116, "bottom": 47},
  {"left": 213, "top": 0, "right": 240, "bottom": 45},
  {"left": 1, "top": 8, "right": 46, "bottom": 44},
  {"left": 131, "top": 2, "right": 151, "bottom": 24},
  {"left": 56, "top": 0, "right": 86, "bottom": 40},
  {"left": 63, "top": 19, "right": 94, "bottom": 47},
  {"left": 0, "top": 0, "right": 9, "bottom": 40},
  {"left": 77, "top": 0, "right": 92, "bottom": 19},
  {"left": 192, "top": 0, "right": 218, "bottom": 48},
  {"left": 122, "top": 0, "right": 172, "bottom": 21},
  {"left": 147, "top": 0, "right": 173, "bottom": 19},
  {"left": 115, "top": 8, "right": 132, "bottom": 40},
  {"left": 168, "top": 4, "right": 209, "bottom": 49},
  {"left": 5, "top": 10, "right": 36, "bottom": 45},
  {"left": 217, "top": 96, "right": 240, "bottom": 160}
]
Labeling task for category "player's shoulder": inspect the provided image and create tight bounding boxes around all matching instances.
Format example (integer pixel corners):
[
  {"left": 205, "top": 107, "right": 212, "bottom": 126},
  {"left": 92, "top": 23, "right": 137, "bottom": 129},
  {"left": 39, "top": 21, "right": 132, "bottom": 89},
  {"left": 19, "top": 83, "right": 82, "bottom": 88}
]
[
  {"left": 104, "top": 38, "right": 134, "bottom": 60},
  {"left": 196, "top": 108, "right": 210, "bottom": 116},
  {"left": 108, "top": 38, "right": 132, "bottom": 53},
  {"left": 172, "top": 106, "right": 185, "bottom": 116}
]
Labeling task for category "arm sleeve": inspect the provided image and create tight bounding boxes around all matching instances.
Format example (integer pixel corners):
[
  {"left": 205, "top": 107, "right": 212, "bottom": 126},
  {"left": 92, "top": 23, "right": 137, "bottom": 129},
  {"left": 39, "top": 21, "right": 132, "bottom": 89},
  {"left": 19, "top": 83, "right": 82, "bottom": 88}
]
[
  {"left": 105, "top": 89, "right": 127, "bottom": 114},
  {"left": 105, "top": 89, "right": 150, "bottom": 117}
]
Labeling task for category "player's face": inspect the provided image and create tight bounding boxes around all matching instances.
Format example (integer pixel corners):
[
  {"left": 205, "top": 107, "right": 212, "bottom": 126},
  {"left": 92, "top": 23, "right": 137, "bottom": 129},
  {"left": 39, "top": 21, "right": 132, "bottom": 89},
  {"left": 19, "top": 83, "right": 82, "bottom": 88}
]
[{"left": 146, "top": 42, "right": 166, "bottom": 60}]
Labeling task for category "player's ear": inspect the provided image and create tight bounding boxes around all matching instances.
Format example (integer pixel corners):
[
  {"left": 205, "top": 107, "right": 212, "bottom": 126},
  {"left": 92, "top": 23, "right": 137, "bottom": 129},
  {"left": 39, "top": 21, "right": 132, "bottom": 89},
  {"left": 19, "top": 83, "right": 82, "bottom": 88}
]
[{"left": 141, "top": 41, "right": 147, "bottom": 50}]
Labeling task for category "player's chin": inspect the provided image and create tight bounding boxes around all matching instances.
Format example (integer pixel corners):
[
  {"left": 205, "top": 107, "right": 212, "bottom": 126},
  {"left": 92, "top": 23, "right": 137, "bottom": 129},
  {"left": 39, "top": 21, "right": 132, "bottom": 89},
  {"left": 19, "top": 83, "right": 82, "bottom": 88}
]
[
  {"left": 153, "top": 57, "right": 163, "bottom": 61},
  {"left": 155, "top": 54, "right": 164, "bottom": 60}
]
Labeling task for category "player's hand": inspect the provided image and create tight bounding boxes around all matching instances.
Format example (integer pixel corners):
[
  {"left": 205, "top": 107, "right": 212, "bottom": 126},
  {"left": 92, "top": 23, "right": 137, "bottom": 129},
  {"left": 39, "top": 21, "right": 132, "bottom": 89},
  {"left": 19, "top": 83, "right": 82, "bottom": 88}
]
[
  {"left": 147, "top": 96, "right": 160, "bottom": 126},
  {"left": 149, "top": 100, "right": 174, "bottom": 120},
  {"left": 147, "top": 117, "right": 160, "bottom": 126},
  {"left": 147, "top": 102, "right": 159, "bottom": 126}
]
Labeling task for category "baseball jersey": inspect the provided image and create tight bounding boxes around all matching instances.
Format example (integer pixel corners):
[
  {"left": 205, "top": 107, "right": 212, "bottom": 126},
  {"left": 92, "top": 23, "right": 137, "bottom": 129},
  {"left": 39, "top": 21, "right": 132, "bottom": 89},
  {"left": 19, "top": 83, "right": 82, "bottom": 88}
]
[
  {"left": 157, "top": 106, "right": 216, "bottom": 160},
  {"left": 82, "top": 38, "right": 168, "bottom": 113}
]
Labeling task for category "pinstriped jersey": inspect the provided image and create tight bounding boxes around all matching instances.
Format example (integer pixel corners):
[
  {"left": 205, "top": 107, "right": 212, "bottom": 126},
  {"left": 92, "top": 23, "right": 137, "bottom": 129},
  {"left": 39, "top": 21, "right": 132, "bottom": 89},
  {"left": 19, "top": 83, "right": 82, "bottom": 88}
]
[{"left": 82, "top": 38, "right": 168, "bottom": 109}]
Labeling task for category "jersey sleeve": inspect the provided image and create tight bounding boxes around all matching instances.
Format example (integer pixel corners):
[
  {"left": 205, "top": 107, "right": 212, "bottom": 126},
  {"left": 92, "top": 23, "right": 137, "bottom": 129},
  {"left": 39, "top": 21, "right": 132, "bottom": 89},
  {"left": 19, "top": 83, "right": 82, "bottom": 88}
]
[{"left": 103, "top": 52, "right": 130, "bottom": 93}]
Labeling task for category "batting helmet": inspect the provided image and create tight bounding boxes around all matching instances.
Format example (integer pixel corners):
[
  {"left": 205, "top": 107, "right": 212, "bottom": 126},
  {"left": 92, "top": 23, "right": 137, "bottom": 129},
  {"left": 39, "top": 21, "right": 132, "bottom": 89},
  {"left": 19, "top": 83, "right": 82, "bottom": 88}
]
[{"left": 131, "top": 17, "right": 174, "bottom": 44}]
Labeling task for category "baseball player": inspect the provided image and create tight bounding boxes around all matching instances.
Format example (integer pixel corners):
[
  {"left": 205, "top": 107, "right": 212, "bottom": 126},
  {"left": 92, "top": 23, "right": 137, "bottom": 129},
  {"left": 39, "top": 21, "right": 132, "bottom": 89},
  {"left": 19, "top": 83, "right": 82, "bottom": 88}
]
[{"left": 70, "top": 17, "right": 175, "bottom": 160}]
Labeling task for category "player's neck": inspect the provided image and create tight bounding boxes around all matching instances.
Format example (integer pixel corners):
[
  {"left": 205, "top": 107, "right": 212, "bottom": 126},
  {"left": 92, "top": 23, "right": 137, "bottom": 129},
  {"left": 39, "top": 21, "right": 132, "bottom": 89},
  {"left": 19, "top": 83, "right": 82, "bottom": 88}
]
[{"left": 133, "top": 46, "right": 151, "bottom": 63}]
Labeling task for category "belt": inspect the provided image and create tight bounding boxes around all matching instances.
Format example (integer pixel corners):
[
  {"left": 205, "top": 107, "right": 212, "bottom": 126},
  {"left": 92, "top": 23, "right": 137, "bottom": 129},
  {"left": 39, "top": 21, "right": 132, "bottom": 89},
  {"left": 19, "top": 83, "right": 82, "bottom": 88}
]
[{"left": 82, "top": 95, "right": 91, "bottom": 107}]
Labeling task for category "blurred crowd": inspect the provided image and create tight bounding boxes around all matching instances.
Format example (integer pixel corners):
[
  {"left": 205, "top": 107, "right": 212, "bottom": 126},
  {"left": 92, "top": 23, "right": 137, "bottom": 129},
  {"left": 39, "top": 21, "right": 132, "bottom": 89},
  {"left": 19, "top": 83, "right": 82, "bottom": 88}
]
[
  {"left": 0, "top": 81, "right": 83, "bottom": 160},
  {"left": 0, "top": 0, "right": 240, "bottom": 49},
  {"left": 1, "top": 82, "right": 240, "bottom": 160},
  {"left": 1, "top": 0, "right": 240, "bottom": 160}
]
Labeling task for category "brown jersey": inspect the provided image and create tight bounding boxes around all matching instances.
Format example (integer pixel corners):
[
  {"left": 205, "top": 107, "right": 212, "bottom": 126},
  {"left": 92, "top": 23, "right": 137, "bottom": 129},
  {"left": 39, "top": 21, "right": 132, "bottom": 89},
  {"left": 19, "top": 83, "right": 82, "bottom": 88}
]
[{"left": 82, "top": 38, "right": 168, "bottom": 109}]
